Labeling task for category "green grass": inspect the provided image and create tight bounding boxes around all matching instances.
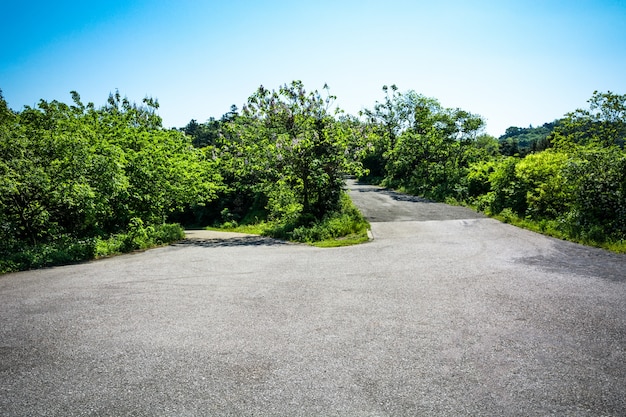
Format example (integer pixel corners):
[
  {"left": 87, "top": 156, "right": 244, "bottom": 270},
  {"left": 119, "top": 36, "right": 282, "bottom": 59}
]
[
  {"left": 310, "top": 233, "right": 371, "bottom": 248},
  {"left": 492, "top": 209, "right": 626, "bottom": 254},
  {"left": 205, "top": 223, "right": 268, "bottom": 235},
  {"left": 1, "top": 223, "right": 186, "bottom": 274},
  {"left": 206, "top": 193, "right": 371, "bottom": 247}
]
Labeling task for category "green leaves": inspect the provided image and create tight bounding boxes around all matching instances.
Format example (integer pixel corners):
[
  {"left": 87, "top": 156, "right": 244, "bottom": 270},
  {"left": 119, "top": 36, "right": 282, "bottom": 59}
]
[
  {"left": 0, "top": 91, "right": 222, "bottom": 254},
  {"left": 240, "top": 81, "right": 361, "bottom": 220},
  {"left": 363, "top": 87, "right": 485, "bottom": 200},
  {"left": 551, "top": 91, "right": 626, "bottom": 149}
]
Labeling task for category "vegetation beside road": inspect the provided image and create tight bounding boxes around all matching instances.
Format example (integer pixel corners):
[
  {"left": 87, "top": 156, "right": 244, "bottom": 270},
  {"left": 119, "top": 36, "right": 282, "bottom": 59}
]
[
  {"left": 1, "top": 82, "right": 624, "bottom": 273},
  {"left": 356, "top": 87, "right": 625, "bottom": 253},
  {"left": 210, "top": 192, "right": 370, "bottom": 248}
]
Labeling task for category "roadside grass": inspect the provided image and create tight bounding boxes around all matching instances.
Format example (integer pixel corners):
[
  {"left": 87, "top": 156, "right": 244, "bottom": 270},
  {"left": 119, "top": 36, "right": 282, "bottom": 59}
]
[
  {"left": 310, "top": 233, "right": 370, "bottom": 248},
  {"left": 491, "top": 209, "right": 626, "bottom": 254},
  {"left": 206, "top": 223, "right": 267, "bottom": 235},
  {"left": 379, "top": 182, "right": 626, "bottom": 254},
  {"left": 208, "top": 193, "right": 371, "bottom": 247},
  {"left": 0, "top": 222, "right": 186, "bottom": 274}
]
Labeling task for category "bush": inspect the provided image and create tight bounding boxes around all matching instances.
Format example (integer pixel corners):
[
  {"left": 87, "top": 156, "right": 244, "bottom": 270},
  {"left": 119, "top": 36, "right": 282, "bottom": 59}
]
[
  {"left": 564, "top": 146, "right": 626, "bottom": 241},
  {"left": 0, "top": 235, "right": 96, "bottom": 274},
  {"left": 95, "top": 222, "right": 185, "bottom": 258},
  {"left": 514, "top": 150, "right": 572, "bottom": 219},
  {"left": 488, "top": 157, "right": 527, "bottom": 215},
  {"left": 467, "top": 160, "right": 496, "bottom": 198},
  {"left": 263, "top": 192, "right": 369, "bottom": 244},
  {"left": 0, "top": 223, "right": 185, "bottom": 274}
]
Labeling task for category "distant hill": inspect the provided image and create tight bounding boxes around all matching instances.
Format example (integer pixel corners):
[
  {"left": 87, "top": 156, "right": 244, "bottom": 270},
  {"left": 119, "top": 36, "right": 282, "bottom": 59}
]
[{"left": 498, "top": 121, "right": 560, "bottom": 156}]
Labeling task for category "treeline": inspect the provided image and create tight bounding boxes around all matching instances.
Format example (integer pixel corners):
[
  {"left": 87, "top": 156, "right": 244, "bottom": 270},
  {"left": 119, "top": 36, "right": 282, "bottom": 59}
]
[
  {"left": 0, "top": 91, "right": 221, "bottom": 272},
  {"left": 498, "top": 122, "right": 557, "bottom": 156},
  {"left": 0, "top": 82, "right": 370, "bottom": 272},
  {"left": 355, "top": 87, "right": 626, "bottom": 250},
  {"left": 176, "top": 81, "right": 368, "bottom": 244},
  {"left": 2, "top": 82, "right": 624, "bottom": 272}
]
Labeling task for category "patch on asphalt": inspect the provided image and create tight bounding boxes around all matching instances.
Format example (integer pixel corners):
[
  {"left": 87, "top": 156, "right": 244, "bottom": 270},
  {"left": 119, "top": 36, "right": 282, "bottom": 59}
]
[{"left": 515, "top": 240, "right": 626, "bottom": 282}]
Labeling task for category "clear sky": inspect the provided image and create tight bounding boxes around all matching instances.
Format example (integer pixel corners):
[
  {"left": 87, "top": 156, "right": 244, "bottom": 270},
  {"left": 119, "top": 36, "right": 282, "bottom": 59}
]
[{"left": 2, "top": 0, "right": 625, "bottom": 136}]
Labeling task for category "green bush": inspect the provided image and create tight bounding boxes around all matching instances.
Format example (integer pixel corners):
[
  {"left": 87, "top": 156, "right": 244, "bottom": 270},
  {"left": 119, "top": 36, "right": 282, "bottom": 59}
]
[
  {"left": 0, "top": 223, "right": 185, "bottom": 274},
  {"left": 467, "top": 160, "right": 496, "bottom": 198},
  {"left": 514, "top": 150, "right": 572, "bottom": 219},
  {"left": 263, "top": 192, "right": 369, "bottom": 244},
  {"left": 0, "top": 235, "right": 96, "bottom": 274},
  {"left": 488, "top": 157, "right": 528, "bottom": 215},
  {"left": 95, "top": 222, "right": 185, "bottom": 258},
  {"left": 564, "top": 146, "right": 626, "bottom": 241}
]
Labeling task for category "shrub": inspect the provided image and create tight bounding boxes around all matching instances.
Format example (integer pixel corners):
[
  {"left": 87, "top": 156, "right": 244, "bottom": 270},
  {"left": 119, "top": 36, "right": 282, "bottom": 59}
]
[
  {"left": 95, "top": 222, "right": 185, "bottom": 258},
  {"left": 564, "top": 146, "right": 626, "bottom": 241},
  {"left": 263, "top": 192, "right": 369, "bottom": 244},
  {"left": 0, "top": 235, "right": 96, "bottom": 274},
  {"left": 488, "top": 157, "right": 527, "bottom": 215},
  {"left": 514, "top": 150, "right": 572, "bottom": 219}
]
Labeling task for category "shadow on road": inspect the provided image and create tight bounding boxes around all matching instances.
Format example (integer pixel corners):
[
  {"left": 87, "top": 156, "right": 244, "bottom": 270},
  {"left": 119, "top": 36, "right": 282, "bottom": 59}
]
[
  {"left": 175, "top": 236, "right": 289, "bottom": 248},
  {"left": 517, "top": 239, "right": 626, "bottom": 283}
]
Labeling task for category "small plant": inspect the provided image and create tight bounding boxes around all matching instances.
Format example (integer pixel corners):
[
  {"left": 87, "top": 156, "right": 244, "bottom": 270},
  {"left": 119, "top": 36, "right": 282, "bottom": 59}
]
[
  {"left": 95, "top": 222, "right": 185, "bottom": 258},
  {"left": 0, "top": 236, "right": 96, "bottom": 274}
]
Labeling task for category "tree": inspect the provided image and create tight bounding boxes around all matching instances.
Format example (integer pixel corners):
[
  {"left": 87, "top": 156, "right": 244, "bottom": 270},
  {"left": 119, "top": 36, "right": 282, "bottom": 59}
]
[
  {"left": 499, "top": 122, "right": 556, "bottom": 156},
  {"left": 550, "top": 91, "right": 626, "bottom": 149},
  {"left": 0, "top": 91, "right": 222, "bottom": 249},
  {"left": 564, "top": 146, "right": 626, "bottom": 240},
  {"left": 362, "top": 87, "right": 484, "bottom": 199},
  {"left": 242, "top": 81, "right": 362, "bottom": 220}
]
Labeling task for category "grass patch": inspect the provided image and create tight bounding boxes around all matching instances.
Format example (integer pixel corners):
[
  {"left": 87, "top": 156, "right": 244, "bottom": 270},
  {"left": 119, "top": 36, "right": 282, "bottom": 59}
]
[
  {"left": 492, "top": 209, "right": 626, "bottom": 253},
  {"left": 1, "top": 222, "right": 186, "bottom": 274},
  {"left": 310, "top": 233, "right": 370, "bottom": 248},
  {"left": 207, "top": 192, "right": 371, "bottom": 247}
]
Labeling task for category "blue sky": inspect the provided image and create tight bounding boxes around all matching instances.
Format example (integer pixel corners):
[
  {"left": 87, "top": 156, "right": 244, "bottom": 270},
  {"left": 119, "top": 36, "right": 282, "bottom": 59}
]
[{"left": 2, "top": 0, "right": 625, "bottom": 136}]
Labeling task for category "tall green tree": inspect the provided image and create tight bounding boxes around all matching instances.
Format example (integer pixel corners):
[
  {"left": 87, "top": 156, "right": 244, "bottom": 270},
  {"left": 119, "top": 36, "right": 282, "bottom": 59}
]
[
  {"left": 0, "top": 91, "right": 222, "bottom": 249},
  {"left": 550, "top": 91, "right": 626, "bottom": 149},
  {"left": 242, "top": 81, "right": 362, "bottom": 220},
  {"left": 362, "top": 87, "right": 484, "bottom": 200}
]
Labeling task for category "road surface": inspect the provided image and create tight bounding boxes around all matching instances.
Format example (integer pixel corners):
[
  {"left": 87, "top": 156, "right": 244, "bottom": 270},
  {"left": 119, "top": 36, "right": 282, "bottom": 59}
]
[{"left": 1, "top": 180, "right": 625, "bottom": 416}]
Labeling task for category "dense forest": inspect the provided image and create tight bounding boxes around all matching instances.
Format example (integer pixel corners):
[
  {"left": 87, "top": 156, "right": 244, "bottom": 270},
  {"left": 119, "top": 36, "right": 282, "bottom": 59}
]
[{"left": 1, "top": 83, "right": 625, "bottom": 272}]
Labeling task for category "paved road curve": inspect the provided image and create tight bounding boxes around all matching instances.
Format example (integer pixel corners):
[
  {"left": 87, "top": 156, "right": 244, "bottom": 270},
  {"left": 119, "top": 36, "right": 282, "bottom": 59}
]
[{"left": 1, "top": 181, "right": 625, "bottom": 416}]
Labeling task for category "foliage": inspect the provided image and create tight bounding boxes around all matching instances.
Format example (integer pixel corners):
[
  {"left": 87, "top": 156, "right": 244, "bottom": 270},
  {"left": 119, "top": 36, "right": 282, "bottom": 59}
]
[
  {"left": 467, "top": 159, "right": 497, "bottom": 200},
  {"left": 550, "top": 91, "right": 626, "bottom": 149},
  {"left": 355, "top": 88, "right": 626, "bottom": 251},
  {"left": 180, "top": 81, "right": 365, "bottom": 232},
  {"left": 243, "top": 81, "right": 363, "bottom": 219},
  {"left": 0, "top": 89, "right": 220, "bottom": 272},
  {"left": 94, "top": 221, "right": 185, "bottom": 258},
  {"left": 360, "top": 86, "right": 485, "bottom": 201},
  {"left": 262, "top": 192, "right": 370, "bottom": 245},
  {"left": 498, "top": 122, "right": 557, "bottom": 156},
  {"left": 563, "top": 146, "right": 626, "bottom": 240},
  {"left": 4, "top": 83, "right": 625, "bottom": 269},
  {"left": 0, "top": 235, "right": 97, "bottom": 274},
  {"left": 206, "top": 191, "right": 370, "bottom": 247},
  {"left": 485, "top": 157, "right": 527, "bottom": 215},
  {"left": 514, "top": 150, "right": 572, "bottom": 219}
]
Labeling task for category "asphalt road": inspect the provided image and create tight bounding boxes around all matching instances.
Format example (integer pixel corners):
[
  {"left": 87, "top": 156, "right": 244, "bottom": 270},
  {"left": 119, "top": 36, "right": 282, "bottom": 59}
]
[{"left": 1, "top": 180, "right": 625, "bottom": 416}]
